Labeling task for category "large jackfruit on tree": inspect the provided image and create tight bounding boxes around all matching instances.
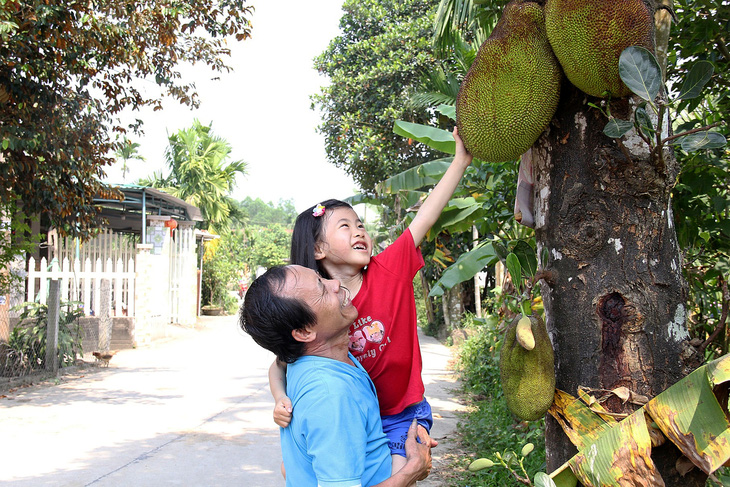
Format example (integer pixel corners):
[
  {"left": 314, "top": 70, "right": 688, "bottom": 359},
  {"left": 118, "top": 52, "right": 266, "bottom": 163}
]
[
  {"left": 456, "top": 0, "right": 561, "bottom": 163},
  {"left": 544, "top": 0, "right": 654, "bottom": 98},
  {"left": 499, "top": 314, "right": 555, "bottom": 421}
]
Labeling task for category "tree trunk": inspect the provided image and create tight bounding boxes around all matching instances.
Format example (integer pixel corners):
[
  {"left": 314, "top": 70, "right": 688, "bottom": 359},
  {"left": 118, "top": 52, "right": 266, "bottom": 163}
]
[{"left": 532, "top": 80, "right": 704, "bottom": 484}]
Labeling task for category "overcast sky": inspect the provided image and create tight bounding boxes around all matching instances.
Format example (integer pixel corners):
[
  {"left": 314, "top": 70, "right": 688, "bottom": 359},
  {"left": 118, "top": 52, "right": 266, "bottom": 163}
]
[{"left": 103, "top": 0, "right": 358, "bottom": 213}]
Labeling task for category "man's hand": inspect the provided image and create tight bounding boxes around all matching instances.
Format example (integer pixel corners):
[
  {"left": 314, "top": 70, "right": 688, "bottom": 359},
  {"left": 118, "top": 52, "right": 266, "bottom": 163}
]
[
  {"left": 273, "top": 396, "right": 293, "bottom": 428},
  {"left": 404, "top": 419, "right": 433, "bottom": 481}
]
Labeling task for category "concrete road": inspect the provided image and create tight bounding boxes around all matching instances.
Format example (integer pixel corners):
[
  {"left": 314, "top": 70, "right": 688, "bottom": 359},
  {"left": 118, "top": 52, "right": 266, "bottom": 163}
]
[{"left": 0, "top": 315, "right": 465, "bottom": 486}]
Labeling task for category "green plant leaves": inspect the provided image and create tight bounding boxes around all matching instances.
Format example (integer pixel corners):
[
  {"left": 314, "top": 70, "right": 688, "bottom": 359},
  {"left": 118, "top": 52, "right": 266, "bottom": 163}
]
[
  {"left": 506, "top": 252, "right": 522, "bottom": 291},
  {"left": 634, "top": 106, "right": 654, "bottom": 138},
  {"left": 376, "top": 159, "right": 450, "bottom": 194},
  {"left": 603, "top": 118, "right": 633, "bottom": 139},
  {"left": 429, "top": 242, "right": 497, "bottom": 296},
  {"left": 676, "top": 131, "right": 727, "bottom": 151},
  {"left": 393, "top": 120, "right": 455, "bottom": 154},
  {"left": 436, "top": 103, "right": 456, "bottom": 121},
  {"left": 678, "top": 60, "right": 714, "bottom": 100},
  {"left": 618, "top": 46, "right": 662, "bottom": 102}
]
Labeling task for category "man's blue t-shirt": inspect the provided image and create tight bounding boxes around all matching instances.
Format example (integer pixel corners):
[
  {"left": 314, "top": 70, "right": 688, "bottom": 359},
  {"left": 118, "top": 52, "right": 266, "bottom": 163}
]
[{"left": 282, "top": 353, "right": 392, "bottom": 487}]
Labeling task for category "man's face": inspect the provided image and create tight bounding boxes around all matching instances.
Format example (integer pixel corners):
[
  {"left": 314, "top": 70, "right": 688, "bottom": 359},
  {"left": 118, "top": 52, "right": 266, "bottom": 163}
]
[{"left": 282, "top": 266, "right": 358, "bottom": 337}]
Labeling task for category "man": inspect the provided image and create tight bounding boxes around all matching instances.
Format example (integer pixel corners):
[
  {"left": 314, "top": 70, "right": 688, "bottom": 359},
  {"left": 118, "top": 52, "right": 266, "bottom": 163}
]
[{"left": 240, "top": 265, "right": 432, "bottom": 487}]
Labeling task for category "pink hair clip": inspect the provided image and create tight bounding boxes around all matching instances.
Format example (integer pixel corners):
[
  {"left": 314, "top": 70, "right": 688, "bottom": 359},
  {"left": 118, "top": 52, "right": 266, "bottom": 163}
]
[{"left": 312, "top": 204, "right": 326, "bottom": 217}]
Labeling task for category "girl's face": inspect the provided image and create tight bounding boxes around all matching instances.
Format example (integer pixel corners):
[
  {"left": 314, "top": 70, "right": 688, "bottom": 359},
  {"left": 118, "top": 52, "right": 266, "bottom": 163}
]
[{"left": 315, "top": 207, "right": 372, "bottom": 270}]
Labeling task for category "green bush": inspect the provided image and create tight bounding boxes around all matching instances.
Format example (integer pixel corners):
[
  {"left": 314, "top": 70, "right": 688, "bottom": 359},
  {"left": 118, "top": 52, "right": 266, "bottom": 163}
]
[
  {"left": 3, "top": 301, "right": 84, "bottom": 373},
  {"left": 453, "top": 313, "right": 546, "bottom": 486}
]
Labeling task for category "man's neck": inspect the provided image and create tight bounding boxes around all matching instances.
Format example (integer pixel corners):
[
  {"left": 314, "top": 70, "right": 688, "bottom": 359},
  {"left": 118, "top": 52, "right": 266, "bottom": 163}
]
[{"left": 305, "top": 335, "right": 353, "bottom": 364}]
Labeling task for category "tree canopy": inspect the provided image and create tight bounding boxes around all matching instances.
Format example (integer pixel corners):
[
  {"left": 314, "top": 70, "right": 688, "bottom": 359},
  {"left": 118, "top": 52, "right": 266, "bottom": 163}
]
[
  {"left": 311, "top": 0, "right": 444, "bottom": 192},
  {"left": 0, "top": 0, "right": 253, "bottom": 240},
  {"left": 237, "top": 197, "right": 297, "bottom": 228},
  {"left": 141, "top": 119, "right": 247, "bottom": 233}
]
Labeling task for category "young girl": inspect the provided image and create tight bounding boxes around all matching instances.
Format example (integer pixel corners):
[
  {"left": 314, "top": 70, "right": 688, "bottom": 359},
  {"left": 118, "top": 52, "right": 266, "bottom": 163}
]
[{"left": 270, "top": 127, "right": 473, "bottom": 478}]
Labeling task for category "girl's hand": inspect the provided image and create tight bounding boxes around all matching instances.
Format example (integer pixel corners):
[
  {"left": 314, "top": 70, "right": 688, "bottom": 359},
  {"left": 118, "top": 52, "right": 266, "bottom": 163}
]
[
  {"left": 273, "top": 396, "right": 293, "bottom": 428},
  {"left": 453, "top": 126, "right": 473, "bottom": 166}
]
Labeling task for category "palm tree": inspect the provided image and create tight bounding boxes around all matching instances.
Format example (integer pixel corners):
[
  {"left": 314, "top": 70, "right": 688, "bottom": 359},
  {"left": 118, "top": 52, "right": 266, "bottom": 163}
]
[
  {"left": 115, "top": 137, "right": 146, "bottom": 181},
  {"left": 141, "top": 120, "right": 247, "bottom": 233}
]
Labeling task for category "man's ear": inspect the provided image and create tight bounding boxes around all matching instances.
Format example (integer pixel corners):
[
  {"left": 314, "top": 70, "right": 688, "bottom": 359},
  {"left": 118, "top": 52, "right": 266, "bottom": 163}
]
[{"left": 292, "top": 327, "right": 316, "bottom": 343}]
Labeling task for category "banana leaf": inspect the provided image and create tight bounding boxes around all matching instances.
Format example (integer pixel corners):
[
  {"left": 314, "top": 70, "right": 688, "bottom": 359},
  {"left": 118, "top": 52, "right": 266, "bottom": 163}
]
[
  {"left": 548, "top": 354, "right": 730, "bottom": 485},
  {"left": 393, "top": 120, "right": 455, "bottom": 154},
  {"left": 375, "top": 159, "right": 452, "bottom": 195},
  {"left": 428, "top": 242, "right": 497, "bottom": 296},
  {"left": 568, "top": 409, "right": 662, "bottom": 487},
  {"left": 645, "top": 353, "right": 730, "bottom": 474}
]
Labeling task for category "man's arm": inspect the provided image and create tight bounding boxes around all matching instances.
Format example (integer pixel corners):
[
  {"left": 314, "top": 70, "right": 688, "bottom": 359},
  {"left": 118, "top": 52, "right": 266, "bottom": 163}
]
[{"left": 408, "top": 127, "right": 473, "bottom": 247}]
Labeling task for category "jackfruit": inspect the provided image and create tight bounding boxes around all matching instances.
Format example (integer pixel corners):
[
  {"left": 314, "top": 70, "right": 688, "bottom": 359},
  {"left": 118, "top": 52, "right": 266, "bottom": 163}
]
[
  {"left": 544, "top": 0, "right": 654, "bottom": 98},
  {"left": 499, "top": 314, "right": 555, "bottom": 421},
  {"left": 456, "top": 0, "right": 562, "bottom": 163}
]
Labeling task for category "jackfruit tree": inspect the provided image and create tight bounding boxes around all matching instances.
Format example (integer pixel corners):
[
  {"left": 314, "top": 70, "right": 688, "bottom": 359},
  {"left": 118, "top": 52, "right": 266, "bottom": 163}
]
[{"left": 418, "top": 0, "right": 728, "bottom": 485}]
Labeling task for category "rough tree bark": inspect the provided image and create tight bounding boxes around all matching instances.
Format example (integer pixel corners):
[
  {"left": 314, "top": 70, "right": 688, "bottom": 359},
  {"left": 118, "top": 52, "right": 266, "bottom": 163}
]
[{"left": 531, "top": 78, "right": 705, "bottom": 485}]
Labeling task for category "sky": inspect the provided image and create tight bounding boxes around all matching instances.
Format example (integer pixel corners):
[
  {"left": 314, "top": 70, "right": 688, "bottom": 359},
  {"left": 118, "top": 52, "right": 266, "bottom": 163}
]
[{"left": 103, "top": 0, "right": 359, "bottom": 214}]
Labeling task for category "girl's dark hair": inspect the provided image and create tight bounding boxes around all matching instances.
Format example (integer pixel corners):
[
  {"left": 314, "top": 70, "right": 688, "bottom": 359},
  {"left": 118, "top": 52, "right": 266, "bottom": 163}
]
[
  {"left": 290, "top": 199, "right": 353, "bottom": 279},
  {"left": 239, "top": 266, "right": 316, "bottom": 363}
]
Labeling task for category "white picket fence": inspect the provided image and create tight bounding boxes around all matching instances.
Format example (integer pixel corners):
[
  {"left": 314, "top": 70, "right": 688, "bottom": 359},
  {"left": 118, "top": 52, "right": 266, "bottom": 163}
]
[{"left": 26, "top": 256, "right": 135, "bottom": 317}]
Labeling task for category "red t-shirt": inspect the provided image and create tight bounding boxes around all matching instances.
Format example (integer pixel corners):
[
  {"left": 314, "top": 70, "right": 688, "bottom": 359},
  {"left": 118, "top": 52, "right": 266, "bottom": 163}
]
[{"left": 348, "top": 228, "right": 425, "bottom": 416}]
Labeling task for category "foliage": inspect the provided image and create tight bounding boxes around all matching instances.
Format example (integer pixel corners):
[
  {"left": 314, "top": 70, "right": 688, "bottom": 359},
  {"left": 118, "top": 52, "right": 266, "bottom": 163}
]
[
  {"left": 312, "top": 0, "right": 446, "bottom": 192},
  {"left": 141, "top": 119, "right": 247, "bottom": 233},
  {"left": 201, "top": 230, "right": 245, "bottom": 310},
  {"left": 237, "top": 197, "right": 297, "bottom": 228},
  {"left": 2, "top": 300, "right": 84, "bottom": 374},
  {"left": 243, "top": 224, "right": 291, "bottom": 276},
  {"left": 115, "top": 137, "right": 145, "bottom": 182},
  {"left": 0, "top": 0, "right": 253, "bottom": 244},
  {"left": 0, "top": 200, "right": 40, "bottom": 294},
  {"left": 669, "top": 0, "right": 730, "bottom": 359},
  {"left": 454, "top": 313, "right": 546, "bottom": 486}
]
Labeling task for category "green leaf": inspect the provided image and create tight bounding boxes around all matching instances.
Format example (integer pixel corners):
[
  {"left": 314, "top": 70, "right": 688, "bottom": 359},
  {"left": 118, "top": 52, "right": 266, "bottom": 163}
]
[
  {"left": 393, "top": 121, "right": 455, "bottom": 154},
  {"left": 678, "top": 60, "right": 714, "bottom": 100},
  {"left": 506, "top": 252, "right": 522, "bottom": 291},
  {"left": 603, "top": 118, "right": 634, "bottom": 138},
  {"left": 2, "top": 139, "right": 8, "bottom": 150},
  {"left": 436, "top": 104, "right": 456, "bottom": 121},
  {"left": 618, "top": 46, "right": 662, "bottom": 101},
  {"left": 535, "top": 472, "right": 558, "bottom": 487},
  {"left": 376, "top": 159, "right": 451, "bottom": 194},
  {"left": 428, "top": 243, "right": 497, "bottom": 296},
  {"left": 513, "top": 240, "right": 537, "bottom": 278},
  {"left": 679, "top": 131, "right": 727, "bottom": 151},
  {"left": 646, "top": 354, "right": 730, "bottom": 474},
  {"left": 634, "top": 106, "right": 654, "bottom": 137}
]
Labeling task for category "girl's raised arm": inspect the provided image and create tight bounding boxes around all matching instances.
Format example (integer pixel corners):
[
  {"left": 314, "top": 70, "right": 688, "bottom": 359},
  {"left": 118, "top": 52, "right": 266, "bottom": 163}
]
[{"left": 408, "top": 127, "right": 473, "bottom": 247}]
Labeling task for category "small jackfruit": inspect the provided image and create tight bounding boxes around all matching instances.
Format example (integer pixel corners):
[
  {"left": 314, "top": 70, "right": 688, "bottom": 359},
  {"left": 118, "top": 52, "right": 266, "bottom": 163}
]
[
  {"left": 544, "top": 0, "right": 654, "bottom": 98},
  {"left": 468, "top": 458, "right": 495, "bottom": 471},
  {"left": 499, "top": 314, "right": 555, "bottom": 421},
  {"left": 515, "top": 315, "right": 535, "bottom": 350},
  {"left": 456, "top": 0, "right": 562, "bottom": 163}
]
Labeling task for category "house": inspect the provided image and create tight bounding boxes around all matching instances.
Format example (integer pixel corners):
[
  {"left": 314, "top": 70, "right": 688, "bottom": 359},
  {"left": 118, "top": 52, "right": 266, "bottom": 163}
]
[{"left": 0, "top": 185, "right": 214, "bottom": 357}]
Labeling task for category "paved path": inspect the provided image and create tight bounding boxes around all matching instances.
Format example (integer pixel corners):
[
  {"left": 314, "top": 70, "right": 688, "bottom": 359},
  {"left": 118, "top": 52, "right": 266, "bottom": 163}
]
[{"left": 0, "top": 316, "right": 465, "bottom": 486}]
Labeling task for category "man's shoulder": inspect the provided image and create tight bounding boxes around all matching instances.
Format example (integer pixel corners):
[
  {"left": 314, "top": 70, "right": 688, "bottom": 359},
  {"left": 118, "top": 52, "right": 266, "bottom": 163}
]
[{"left": 290, "top": 356, "right": 365, "bottom": 390}]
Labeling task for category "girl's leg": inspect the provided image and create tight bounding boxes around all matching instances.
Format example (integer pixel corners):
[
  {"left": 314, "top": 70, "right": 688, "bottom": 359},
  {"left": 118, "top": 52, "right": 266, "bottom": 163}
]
[{"left": 391, "top": 454, "right": 415, "bottom": 487}]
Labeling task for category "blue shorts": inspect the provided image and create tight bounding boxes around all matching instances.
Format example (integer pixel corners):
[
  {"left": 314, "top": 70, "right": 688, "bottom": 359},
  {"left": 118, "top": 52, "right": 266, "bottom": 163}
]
[{"left": 380, "top": 398, "right": 433, "bottom": 457}]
